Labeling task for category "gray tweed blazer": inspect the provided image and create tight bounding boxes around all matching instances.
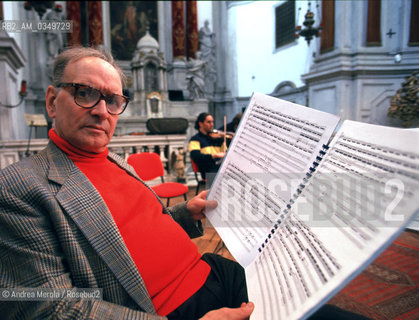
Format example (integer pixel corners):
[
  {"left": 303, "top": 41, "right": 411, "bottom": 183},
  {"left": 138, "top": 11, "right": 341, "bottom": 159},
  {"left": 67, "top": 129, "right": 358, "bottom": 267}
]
[{"left": 0, "top": 141, "right": 203, "bottom": 320}]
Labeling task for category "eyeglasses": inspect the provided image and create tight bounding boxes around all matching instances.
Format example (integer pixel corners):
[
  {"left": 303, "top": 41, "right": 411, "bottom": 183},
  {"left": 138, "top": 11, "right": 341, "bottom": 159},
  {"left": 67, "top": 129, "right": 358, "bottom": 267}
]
[{"left": 56, "top": 83, "right": 129, "bottom": 115}]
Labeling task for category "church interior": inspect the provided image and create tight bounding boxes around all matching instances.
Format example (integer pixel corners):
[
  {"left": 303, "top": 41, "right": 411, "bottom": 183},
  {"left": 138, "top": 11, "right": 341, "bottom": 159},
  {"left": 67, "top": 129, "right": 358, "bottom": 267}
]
[{"left": 0, "top": 1, "right": 418, "bottom": 319}]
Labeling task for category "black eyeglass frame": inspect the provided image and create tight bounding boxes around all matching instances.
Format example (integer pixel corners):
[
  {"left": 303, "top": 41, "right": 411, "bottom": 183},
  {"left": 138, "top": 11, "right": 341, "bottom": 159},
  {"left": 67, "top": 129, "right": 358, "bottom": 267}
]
[{"left": 56, "top": 82, "right": 130, "bottom": 115}]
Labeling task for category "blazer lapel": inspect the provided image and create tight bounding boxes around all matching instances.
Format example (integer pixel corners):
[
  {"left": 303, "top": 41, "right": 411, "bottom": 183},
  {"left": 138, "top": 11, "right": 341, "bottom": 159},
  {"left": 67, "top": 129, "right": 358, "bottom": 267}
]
[{"left": 46, "top": 142, "right": 156, "bottom": 314}]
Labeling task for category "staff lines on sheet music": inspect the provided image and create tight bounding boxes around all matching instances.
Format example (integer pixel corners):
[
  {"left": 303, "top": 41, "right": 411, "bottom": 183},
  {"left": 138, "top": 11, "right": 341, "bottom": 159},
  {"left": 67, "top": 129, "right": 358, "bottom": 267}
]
[
  {"left": 236, "top": 138, "right": 276, "bottom": 173},
  {"left": 287, "top": 226, "right": 323, "bottom": 291},
  {"left": 251, "top": 112, "right": 321, "bottom": 147},
  {"left": 253, "top": 104, "right": 327, "bottom": 137},
  {"left": 245, "top": 120, "right": 317, "bottom": 160},
  {"left": 270, "top": 236, "right": 298, "bottom": 309},
  {"left": 321, "top": 159, "right": 413, "bottom": 225},
  {"left": 246, "top": 119, "right": 317, "bottom": 158},
  {"left": 238, "top": 124, "right": 312, "bottom": 170},
  {"left": 276, "top": 231, "right": 311, "bottom": 303},
  {"left": 234, "top": 142, "right": 301, "bottom": 181},
  {"left": 226, "top": 164, "right": 283, "bottom": 226},
  {"left": 279, "top": 220, "right": 333, "bottom": 286},
  {"left": 306, "top": 172, "right": 378, "bottom": 241},
  {"left": 265, "top": 242, "right": 296, "bottom": 317},
  {"left": 284, "top": 225, "right": 312, "bottom": 298},
  {"left": 242, "top": 122, "right": 312, "bottom": 162},
  {"left": 302, "top": 181, "right": 367, "bottom": 249},
  {"left": 331, "top": 149, "right": 398, "bottom": 184},
  {"left": 264, "top": 244, "right": 291, "bottom": 315},
  {"left": 265, "top": 246, "right": 289, "bottom": 316},
  {"left": 237, "top": 132, "right": 306, "bottom": 174},
  {"left": 244, "top": 119, "right": 317, "bottom": 161},
  {"left": 334, "top": 143, "right": 417, "bottom": 199},
  {"left": 250, "top": 113, "right": 320, "bottom": 148},
  {"left": 295, "top": 219, "right": 342, "bottom": 271},
  {"left": 341, "top": 136, "right": 419, "bottom": 166},
  {"left": 213, "top": 188, "right": 265, "bottom": 252},
  {"left": 273, "top": 242, "right": 296, "bottom": 316},
  {"left": 224, "top": 164, "right": 277, "bottom": 217},
  {"left": 339, "top": 138, "right": 419, "bottom": 181},
  {"left": 263, "top": 226, "right": 314, "bottom": 304},
  {"left": 302, "top": 183, "right": 372, "bottom": 249},
  {"left": 318, "top": 173, "right": 379, "bottom": 235},
  {"left": 213, "top": 188, "right": 257, "bottom": 251},
  {"left": 321, "top": 159, "right": 390, "bottom": 217},
  {"left": 215, "top": 210, "right": 256, "bottom": 252},
  {"left": 321, "top": 156, "right": 383, "bottom": 206},
  {"left": 243, "top": 121, "right": 313, "bottom": 163},
  {"left": 236, "top": 132, "right": 308, "bottom": 175},
  {"left": 225, "top": 165, "right": 283, "bottom": 223},
  {"left": 338, "top": 140, "right": 419, "bottom": 181},
  {"left": 324, "top": 155, "right": 411, "bottom": 210},
  {"left": 255, "top": 259, "right": 275, "bottom": 318},
  {"left": 326, "top": 149, "right": 414, "bottom": 208},
  {"left": 214, "top": 169, "right": 270, "bottom": 238}
]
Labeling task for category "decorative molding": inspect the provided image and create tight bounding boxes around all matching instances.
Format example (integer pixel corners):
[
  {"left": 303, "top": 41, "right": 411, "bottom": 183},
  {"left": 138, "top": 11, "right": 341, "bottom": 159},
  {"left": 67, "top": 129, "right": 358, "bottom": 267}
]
[{"left": 0, "top": 32, "right": 26, "bottom": 72}]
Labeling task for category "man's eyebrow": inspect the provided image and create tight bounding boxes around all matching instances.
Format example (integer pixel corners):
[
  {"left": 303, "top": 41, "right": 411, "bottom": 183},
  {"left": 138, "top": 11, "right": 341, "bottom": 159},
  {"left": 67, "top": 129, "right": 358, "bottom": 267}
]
[{"left": 78, "top": 83, "right": 120, "bottom": 95}]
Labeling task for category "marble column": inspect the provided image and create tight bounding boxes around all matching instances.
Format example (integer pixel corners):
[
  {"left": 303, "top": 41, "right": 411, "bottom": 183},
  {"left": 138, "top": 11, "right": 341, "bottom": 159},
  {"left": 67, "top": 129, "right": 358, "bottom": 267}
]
[
  {"left": 0, "top": 31, "right": 26, "bottom": 140},
  {"left": 171, "top": 1, "right": 185, "bottom": 59},
  {"left": 87, "top": 1, "right": 103, "bottom": 46}
]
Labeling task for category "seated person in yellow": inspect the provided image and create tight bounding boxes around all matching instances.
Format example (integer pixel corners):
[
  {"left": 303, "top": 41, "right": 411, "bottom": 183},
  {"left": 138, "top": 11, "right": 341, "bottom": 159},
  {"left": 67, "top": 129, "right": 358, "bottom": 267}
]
[{"left": 189, "top": 113, "right": 226, "bottom": 182}]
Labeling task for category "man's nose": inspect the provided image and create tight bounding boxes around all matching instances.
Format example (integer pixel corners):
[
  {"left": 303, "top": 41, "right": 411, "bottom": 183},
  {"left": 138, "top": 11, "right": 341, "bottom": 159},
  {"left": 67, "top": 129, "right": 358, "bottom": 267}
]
[{"left": 90, "top": 98, "right": 109, "bottom": 117}]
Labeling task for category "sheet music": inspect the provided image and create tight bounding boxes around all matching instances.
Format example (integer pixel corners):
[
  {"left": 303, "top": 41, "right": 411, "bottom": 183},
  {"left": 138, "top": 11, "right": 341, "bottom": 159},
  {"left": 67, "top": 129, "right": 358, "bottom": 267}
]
[
  {"left": 246, "top": 120, "right": 419, "bottom": 319},
  {"left": 207, "top": 93, "right": 340, "bottom": 266}
]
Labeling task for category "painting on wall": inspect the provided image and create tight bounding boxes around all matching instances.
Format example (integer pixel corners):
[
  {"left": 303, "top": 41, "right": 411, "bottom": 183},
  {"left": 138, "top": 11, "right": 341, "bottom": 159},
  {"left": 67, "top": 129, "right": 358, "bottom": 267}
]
[{"left": 110, "top": 1, "right": 158, "bottom": 61}]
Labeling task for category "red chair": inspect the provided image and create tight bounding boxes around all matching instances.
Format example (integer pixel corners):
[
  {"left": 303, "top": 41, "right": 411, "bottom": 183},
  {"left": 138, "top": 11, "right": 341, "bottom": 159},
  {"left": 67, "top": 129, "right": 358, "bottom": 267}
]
[
  {"left": 191, "top": 158, "right": 207, "bottom": 195},
  {"left": 127, "top": 152, "right": 188, "bottom": 206}
]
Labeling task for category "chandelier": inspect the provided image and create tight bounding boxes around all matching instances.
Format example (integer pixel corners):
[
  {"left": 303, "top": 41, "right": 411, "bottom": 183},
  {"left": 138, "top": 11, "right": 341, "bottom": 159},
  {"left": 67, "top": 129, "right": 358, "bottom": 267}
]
[{"left": 295, "top": 2, "right": 321, "bottom": 45}]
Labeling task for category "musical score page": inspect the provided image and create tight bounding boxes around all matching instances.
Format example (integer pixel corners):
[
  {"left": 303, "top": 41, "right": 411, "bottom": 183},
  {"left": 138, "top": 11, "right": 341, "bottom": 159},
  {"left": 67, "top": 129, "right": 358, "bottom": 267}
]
[
  {"left": 246, "top": 120, "right": 419, "bottom": 319},
  {"left": 206, "top": 93, "right": 340, "bottom": 266}
]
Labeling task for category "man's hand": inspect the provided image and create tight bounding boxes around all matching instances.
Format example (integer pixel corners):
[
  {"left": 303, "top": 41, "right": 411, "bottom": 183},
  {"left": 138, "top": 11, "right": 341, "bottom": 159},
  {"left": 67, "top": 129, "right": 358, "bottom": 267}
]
[
  {"left": 200, "top": 302, "right": 255, "bottom": 320},
  {"left": 187, "top": 190, "right": 218, "bottom": 221},
  {"left": 211, "top": 152, "right": 226, "bottom": 159}
]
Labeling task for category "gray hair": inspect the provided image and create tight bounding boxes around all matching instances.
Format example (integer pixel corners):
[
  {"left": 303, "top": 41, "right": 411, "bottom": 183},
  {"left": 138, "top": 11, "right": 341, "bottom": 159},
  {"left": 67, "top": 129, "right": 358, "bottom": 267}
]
[{"left": 52, "top": 46, "right": 126, "bottom": 88}]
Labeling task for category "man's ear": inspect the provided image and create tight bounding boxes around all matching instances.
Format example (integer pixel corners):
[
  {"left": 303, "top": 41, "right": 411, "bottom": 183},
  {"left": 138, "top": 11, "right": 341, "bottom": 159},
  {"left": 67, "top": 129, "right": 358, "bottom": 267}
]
[{"left": 45, "top": 85, "right": 58, "bottom": 119}]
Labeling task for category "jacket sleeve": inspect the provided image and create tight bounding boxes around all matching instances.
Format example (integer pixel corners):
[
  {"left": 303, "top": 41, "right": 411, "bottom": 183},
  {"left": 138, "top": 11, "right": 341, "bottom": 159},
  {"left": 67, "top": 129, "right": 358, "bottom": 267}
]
[
  {"left": 167, "top": 202, "right": 204, "bottom": 239},
  {"left": 0, "top": 167, "right": 166, "bottom": 320},
  {"left": 189, "top": 144, "right": 214, "bottom": 165}
]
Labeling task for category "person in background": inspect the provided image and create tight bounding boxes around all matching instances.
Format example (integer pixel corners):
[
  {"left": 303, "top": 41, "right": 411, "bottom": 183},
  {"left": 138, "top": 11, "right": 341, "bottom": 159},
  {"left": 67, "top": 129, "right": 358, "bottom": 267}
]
[
  {"left": 221, "top": 112, "right": 242, "bottom": 134},
  {"left": 189, "top": 112, "right": 226, "bottom": 185},
  {"left": 218, "top": 112, "right": 242, "bottom": 147}
]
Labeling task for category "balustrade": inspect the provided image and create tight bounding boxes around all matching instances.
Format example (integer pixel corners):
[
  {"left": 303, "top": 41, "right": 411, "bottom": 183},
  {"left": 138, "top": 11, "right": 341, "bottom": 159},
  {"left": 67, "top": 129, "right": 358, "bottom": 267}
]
[{"left": 0, "top": 135, "right": 187, "bottom": 175}]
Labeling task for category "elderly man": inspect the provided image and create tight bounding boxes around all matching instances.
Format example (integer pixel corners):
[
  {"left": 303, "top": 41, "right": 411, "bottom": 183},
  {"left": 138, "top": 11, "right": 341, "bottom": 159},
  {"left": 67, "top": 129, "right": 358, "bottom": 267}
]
[{"left": 0, "top": 47, "right": 253, "bottom": 320}]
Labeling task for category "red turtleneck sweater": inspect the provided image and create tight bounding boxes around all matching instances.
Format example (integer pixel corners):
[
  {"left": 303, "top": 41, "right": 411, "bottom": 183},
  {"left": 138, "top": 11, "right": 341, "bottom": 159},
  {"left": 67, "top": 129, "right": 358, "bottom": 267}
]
[{"left": 49, "top": 129, "right": 210, "bottom": 315}]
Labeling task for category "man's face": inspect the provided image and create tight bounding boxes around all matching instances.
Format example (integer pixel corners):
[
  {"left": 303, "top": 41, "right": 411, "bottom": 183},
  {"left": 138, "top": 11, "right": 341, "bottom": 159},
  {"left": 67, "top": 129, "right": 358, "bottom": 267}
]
[
  {"left": 46, "top": 57, "right": 122, "bottom": 153},
  {"left": 199, "top": 115, "right": 214, "bottom": 134}
]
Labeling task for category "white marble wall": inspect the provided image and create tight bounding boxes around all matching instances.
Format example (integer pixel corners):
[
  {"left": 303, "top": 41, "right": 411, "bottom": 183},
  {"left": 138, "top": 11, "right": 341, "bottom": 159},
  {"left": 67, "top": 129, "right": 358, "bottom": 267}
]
[
  {"left": 302, "top": 0, "right": 419, "bottom": 126},
  {"left": 0, "top": 31, "right": 26, "bottom": 140}
]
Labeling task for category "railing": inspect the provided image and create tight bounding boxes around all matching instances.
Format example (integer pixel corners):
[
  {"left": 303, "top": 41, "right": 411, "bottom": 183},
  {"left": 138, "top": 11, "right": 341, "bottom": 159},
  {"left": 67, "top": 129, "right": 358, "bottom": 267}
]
[{"left": 0, "top": 134, "right": 187, "bottom": 173}]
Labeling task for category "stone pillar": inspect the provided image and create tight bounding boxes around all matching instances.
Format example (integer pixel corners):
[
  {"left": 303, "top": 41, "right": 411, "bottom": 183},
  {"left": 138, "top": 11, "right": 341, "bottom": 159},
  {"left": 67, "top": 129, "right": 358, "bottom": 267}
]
[
  {"left": 171, "top": 1, "right": 185, "bottom": 59},
  {"left": 87, "top": 1, "right": 103, "bottom": 46},
  {"left": 66, "top": 1, "right": 81, "bottom": 46},
  {"left": 0, "top": 31, "right": 26, "bottom": 140},
  {"left": 210, "top": 1, "right": 233, "bottom": 126},
  {"left": 186, "top": 1, "right": 198, "bottom": 60}
]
